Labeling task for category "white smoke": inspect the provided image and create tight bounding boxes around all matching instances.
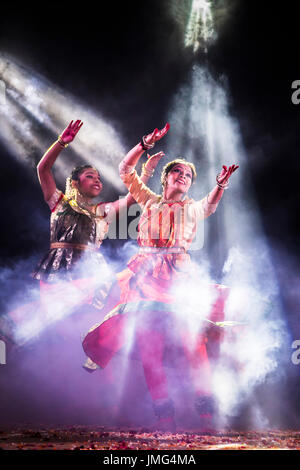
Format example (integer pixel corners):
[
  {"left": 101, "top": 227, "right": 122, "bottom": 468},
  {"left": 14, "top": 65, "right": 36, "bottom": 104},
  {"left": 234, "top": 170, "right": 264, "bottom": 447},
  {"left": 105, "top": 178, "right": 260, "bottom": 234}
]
[
  {"left": 163, "top": 64, "right": 289, "bottom": 428},
  {"left": 0, "top": 250, "right": 116, "bottom": 346}
]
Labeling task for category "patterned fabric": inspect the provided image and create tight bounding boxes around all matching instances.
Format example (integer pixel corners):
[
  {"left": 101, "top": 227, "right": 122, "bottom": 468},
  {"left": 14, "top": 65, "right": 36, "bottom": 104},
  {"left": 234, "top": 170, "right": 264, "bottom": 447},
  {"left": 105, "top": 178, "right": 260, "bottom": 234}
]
[
  {"left": 119, "top": 166, "right": 218, "bottom": 251},
  {"left": 2, "top": 191, "right": 117, "bottom": 347},
  {"left": 118, "top": 167, "right": 219, "bottom": 288},
  {"left": 33, "top": 189, "right": 112, "bottom": 282},
  {"left": 82, "top": 167, "right": 227, "bottom": 379}
]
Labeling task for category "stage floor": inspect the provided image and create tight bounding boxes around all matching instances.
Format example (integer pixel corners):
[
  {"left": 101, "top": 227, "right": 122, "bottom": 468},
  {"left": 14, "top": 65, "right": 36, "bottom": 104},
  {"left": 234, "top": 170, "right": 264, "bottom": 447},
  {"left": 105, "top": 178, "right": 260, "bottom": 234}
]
[{"left": 0, "top": 426, "right": 299, "bottom": 450}]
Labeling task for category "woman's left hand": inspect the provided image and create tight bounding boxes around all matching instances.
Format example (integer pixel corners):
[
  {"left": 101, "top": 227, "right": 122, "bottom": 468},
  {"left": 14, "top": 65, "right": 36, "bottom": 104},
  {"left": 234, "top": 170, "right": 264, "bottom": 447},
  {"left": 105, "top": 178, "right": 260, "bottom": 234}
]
[
  {"left": 217, "top": 164, "right": 239, "bottom": 185},
  {"left": 60, "top": 120, "right": 83, "bottom": 144},
  {"left": 145, "top": 151, "right": 165, "bottom": 171},
  {"left": 144, "top": 123, "right": 170, "bottom": 146}
]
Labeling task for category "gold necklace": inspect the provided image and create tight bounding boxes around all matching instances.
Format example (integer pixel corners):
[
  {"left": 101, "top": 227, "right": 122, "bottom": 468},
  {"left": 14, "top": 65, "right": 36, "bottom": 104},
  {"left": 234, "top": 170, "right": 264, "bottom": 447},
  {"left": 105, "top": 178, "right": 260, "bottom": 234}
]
[
  {"left": 77, "top": 201, "right": 96, "bottom": 215},
  {"left": 76, "top": 193, "right": 96, "bottom": 212},
  {"left": 67, "top": 198, "right": 97, "bottom": 217}
]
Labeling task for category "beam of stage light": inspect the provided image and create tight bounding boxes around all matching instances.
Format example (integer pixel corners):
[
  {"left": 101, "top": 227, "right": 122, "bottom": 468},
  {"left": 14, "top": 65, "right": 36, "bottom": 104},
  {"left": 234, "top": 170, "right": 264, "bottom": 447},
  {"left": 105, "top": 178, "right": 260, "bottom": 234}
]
[
  {"left": 0, "top": 53, "right": 125, "bottom": 191},
  {"left": 164, "top": 62, "right": 290, "bottom": 426},
  {"left": 0, "top": 79, "right": 5, "bottom": 105},
  {"left": 171, "top": 0, "right": 237, "bottom": 55},
  {"left": 185, "top": 0, "right": 214, "bottom": 52}
]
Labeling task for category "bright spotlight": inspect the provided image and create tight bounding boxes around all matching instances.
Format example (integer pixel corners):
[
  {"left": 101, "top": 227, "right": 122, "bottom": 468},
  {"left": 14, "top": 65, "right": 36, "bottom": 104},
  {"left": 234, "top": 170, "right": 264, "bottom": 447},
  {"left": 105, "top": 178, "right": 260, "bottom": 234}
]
[{"left": 185, "top": 0, "right": 214, "bottom": 52}]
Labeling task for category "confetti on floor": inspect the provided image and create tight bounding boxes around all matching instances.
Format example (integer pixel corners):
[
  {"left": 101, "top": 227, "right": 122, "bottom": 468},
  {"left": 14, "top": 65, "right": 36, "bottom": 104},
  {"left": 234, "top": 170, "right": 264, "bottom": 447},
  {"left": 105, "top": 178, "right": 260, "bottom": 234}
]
[{"left": 0, "top": 426, "right": 300, "bottom": 450}]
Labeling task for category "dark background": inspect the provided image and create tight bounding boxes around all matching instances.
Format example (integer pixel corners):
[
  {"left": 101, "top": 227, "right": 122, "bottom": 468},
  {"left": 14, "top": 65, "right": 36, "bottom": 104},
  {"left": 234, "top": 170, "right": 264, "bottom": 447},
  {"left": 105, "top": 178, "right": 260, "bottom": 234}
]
[
  {"left": 0, "top": 0, "right": 300, "bottom": 426},
  {"left": 1, "top": 1, "right": 299, "bottom": 254},
  {"left": 1, "top": 1, "right": 299, "bottom": 314}
]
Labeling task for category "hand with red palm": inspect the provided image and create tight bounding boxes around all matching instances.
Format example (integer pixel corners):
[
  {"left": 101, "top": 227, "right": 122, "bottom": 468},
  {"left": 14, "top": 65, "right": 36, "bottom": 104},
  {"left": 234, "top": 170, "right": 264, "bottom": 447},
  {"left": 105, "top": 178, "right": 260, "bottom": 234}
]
[
  {"left": 144, "top": 151, "right": 165, "bottom": 172},
  {"left": 142, "top": 123, "right": 170, "bottom": 172},
  {"left": 144, "top": 123, "right": 170, "bottom": 146},
  {"left": 217, "top": 164, "right": 239, "bottom": 187},
  {"left": 59, "top": 120, "right": 83, "bottom": 144}
]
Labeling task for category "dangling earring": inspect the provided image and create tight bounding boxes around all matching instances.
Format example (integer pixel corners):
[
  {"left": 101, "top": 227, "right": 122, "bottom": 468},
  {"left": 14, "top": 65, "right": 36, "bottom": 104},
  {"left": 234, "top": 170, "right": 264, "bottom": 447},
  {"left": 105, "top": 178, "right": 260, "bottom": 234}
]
[{"left": 65, "top": 177, "right": 78, "bottom": 201}]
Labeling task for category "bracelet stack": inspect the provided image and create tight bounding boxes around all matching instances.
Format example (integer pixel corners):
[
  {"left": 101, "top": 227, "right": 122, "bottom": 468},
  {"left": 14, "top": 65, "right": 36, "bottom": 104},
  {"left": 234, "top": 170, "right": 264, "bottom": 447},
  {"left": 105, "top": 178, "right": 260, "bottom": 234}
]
[
  {"left": 216, "top": 173, "right": 229, "bottom": 190},
  {"left": 141, "top": 163, "right": 155, "bottom": 178},
  {"left": 57, "top": 135, "right": 69, "bottom": 148},
  {"left": 141, "top": 135, "right": 155, "bottom": 151}
]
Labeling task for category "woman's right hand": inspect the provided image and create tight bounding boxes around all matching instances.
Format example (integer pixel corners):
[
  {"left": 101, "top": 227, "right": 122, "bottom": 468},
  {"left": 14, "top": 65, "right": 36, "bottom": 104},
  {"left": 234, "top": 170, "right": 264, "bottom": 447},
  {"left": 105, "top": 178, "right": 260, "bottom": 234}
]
[
  {"left": 144, "top": 123, "right": 170, "bottom": 146},
  {"left": 145, "top": 151, "right": 165, "bottom": 171},
  {"left": 60, "top": 120, "right": 83, "bottom": 144}
]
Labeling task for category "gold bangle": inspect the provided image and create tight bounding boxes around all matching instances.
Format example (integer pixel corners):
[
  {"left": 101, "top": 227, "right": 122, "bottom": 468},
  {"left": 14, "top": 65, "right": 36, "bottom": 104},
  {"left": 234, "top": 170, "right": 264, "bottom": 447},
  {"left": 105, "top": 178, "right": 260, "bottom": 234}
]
[
  {"left": 141, "top": 163, "right": 154, "bottom": 177},
  {"left": 57, "top": 136, "right": 69, "bottom": 148}
]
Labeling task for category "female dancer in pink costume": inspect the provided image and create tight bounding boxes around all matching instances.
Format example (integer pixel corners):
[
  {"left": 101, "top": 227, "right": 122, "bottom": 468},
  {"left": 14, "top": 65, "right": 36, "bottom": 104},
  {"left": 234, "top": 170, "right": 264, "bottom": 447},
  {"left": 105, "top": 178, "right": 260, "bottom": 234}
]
[{"left": 83, "top": 124, "right": 238, "bottom": 429}]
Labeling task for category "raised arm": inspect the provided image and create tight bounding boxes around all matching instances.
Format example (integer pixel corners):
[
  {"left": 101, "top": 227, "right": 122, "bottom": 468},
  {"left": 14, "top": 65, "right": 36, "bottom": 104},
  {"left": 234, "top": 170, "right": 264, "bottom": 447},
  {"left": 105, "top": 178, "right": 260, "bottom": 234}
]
[
  {"left": 37, "top": 120, "right": 83, "bottom": 202},
  {"left": 202, "top": 164, "right": 239, "bottom": 217},
  {"left": 110, "top": 124, "right": 170, "bottom": 215},
  {"left": 121, "top": 123, "right": 170, "bottom": 169}
]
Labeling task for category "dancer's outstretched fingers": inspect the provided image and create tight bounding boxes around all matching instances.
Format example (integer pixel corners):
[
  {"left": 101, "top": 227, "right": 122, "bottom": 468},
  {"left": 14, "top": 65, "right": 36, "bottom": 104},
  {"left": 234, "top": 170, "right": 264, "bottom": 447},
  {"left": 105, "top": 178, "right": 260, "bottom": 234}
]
[
  {"left": 144, "top": 123, "right": 170, "bottom": 146},
  {"left": 74, "top": 121, "right": 83, "bottom": 135},
  {"left": 226, "top": 164, "right": 239, "bottom": 180},
  {"left": 146, "top": 151, "right": 165, "bottom": 168},
  {"left": 144, "top": 128, "right": 158, "bottom": 145},
  {"left": 60, "top": 119, "right": 83, "bottom": 143},
  {"left": 72, "top": 119, "right": 81, "bottom": 130},
  {"left": 156, "top": 122, "right": 170, "bottom": 139}
]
